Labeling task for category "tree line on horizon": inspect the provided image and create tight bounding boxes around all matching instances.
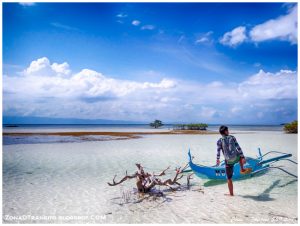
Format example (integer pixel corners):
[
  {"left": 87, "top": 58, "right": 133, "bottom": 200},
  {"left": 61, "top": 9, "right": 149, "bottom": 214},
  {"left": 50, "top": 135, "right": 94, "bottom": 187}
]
[
  {"left": 283, "top": 120, "right": 298, "bottom": 133},
  {"left": 149, "top": 120, "right": 208, "bottom": 130}
]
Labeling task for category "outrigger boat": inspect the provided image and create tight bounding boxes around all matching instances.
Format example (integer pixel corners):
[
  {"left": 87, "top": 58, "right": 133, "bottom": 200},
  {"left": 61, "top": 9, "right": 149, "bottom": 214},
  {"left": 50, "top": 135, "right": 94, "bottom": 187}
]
[{"left": 187, "top": 148, "right": 297, "bottom": 180}]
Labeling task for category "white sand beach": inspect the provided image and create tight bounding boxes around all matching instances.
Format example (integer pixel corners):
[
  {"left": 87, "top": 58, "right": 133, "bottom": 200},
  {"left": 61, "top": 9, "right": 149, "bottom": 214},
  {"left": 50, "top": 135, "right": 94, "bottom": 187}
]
[{"left": 3, "top": 131, "right": 298, "bottom": 223}]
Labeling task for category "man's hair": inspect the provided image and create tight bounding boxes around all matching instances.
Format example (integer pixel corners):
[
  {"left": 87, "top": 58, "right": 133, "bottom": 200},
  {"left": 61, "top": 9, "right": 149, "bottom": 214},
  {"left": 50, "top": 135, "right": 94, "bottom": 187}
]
[{"left": 219, "top": 125, "right": 228, "bottom": 135}]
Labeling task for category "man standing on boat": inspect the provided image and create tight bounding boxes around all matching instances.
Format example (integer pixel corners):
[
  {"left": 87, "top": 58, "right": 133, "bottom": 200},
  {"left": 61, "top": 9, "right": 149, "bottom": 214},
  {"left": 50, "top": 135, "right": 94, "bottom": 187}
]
[{"left": 216, "top": 125, "right": 250, "bottom": 196}]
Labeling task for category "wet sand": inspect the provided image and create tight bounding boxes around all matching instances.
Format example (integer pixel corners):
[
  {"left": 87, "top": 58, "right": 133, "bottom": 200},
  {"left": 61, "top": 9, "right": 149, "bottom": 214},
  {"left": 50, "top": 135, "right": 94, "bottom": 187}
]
[{"left": 3, "top": 130, "right": 218, "bottom": 139}]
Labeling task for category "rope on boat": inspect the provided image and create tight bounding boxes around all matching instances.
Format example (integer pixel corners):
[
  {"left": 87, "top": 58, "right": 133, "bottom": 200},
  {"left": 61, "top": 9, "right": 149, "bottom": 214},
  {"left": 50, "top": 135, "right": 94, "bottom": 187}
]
[{"left": 270, "top": 166, "right": 298, "bottom": 178}]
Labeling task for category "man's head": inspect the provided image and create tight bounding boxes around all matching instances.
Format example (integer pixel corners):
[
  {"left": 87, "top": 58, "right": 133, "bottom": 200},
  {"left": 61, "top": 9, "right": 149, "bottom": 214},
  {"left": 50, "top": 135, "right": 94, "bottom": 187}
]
[{"left": 219, "top": 125, "right": 229, "bottom": 136}]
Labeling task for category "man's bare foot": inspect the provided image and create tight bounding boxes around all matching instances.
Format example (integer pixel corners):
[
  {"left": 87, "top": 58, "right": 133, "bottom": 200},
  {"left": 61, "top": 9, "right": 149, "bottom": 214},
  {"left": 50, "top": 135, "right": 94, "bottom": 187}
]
[
  {"left": 224, "top": 193, "right": 234, "bottom": 196},
  {"left": 240, "top": 168, "right": 252, "bottom": 174}
]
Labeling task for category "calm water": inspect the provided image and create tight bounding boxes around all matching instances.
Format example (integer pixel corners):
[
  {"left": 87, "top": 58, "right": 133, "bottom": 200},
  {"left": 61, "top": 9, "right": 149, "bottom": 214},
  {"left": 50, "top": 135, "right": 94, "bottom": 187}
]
[
  {"left": 3, "top": 124, "right": 284, "bottom": 132},
  {"left": 3, "top": 124, "right": 284, "bottom": 145}
]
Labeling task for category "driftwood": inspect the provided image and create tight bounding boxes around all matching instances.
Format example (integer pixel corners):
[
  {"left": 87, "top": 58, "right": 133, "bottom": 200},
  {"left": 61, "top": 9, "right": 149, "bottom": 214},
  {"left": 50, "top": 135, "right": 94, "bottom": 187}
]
[{"left": 108, "top": 163, "right": 193, "bottom": 193}]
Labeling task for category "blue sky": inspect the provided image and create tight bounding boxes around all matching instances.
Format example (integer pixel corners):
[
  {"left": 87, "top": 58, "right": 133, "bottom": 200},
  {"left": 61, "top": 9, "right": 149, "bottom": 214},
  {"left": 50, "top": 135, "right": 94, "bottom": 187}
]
[{"left": 3, "top": 3, "right": 298, "bottom": 124}]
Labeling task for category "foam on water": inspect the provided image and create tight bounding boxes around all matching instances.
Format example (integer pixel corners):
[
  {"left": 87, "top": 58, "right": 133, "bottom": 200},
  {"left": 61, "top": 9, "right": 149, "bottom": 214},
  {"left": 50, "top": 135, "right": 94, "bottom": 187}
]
[{"left": 3, "top": 133, "right": 298, "bottom": 223}]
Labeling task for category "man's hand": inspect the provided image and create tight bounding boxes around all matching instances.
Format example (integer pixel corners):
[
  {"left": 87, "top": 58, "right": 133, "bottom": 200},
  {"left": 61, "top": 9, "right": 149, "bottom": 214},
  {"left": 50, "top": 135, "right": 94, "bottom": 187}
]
[
  {"left": 216, "top": 159, "right": 220, "bottom": 166},
  {"left": 241, "top": 157, "right": 246, "bottom": 164}
]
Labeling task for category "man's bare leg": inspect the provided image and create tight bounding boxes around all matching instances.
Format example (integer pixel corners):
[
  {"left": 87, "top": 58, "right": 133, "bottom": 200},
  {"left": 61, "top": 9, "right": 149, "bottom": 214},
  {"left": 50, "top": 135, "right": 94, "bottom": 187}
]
[
  {"left": 225, "top": 179, "right": 234, "bottom": 196},
  {"left": 239, "top": 157, "right": 245, "bottom": 172},
  {"left": 239, "top": 158, "right": 252, "bottom": 174}
]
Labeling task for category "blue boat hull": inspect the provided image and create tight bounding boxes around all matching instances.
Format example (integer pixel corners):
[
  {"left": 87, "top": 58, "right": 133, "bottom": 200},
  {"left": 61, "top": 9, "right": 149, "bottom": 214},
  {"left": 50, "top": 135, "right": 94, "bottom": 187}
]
[
  {"left": 188, "top": 149, "right": 294, "bottom": 180},
  {"left": 189, "top": 157, "right": 268, "bottom": 180}
]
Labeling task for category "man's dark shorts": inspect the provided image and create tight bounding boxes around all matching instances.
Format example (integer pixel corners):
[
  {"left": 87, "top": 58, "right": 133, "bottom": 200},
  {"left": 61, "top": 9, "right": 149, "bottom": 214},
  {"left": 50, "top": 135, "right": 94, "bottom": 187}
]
[
  {"left": 225, "top": 163, "right": 234, "bottom": 180},
  {"left": 225, "top": 155, "right": 243, "bottom": 179},
  {"left": 225, "top": 156, "right": 241, "bottom": 180}
]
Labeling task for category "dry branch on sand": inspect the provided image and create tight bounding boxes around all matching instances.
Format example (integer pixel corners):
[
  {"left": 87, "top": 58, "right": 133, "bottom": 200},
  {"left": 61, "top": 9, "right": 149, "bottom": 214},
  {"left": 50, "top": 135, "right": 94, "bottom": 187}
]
[{"left": 108, "top": 163, "right": 194, "bottom": 193}]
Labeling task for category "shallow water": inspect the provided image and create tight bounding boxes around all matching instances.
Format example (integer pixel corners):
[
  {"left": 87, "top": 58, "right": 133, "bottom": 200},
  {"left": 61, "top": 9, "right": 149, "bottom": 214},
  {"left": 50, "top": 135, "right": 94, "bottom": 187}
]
[
  {"left": 3, "top": 135, "right": 128, "bottom": 145},
  {"left": 3, "top": 124, "right": 283, "bottom": 133},
  {"left": 3, "top": 132, "right": 297, "bottom": 223},
  {"left": 3, "top": 124, "right": 171, "bottom": 133}
]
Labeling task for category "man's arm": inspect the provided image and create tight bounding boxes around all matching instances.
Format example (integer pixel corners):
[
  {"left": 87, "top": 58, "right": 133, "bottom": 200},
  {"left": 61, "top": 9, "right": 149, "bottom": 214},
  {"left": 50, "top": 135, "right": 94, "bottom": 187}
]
[
  {"left": 232, "top": 136, "right": 244, "bottom": 158},
  {"left": 216, "top": 139, "right": 222, "bottom": 165}
]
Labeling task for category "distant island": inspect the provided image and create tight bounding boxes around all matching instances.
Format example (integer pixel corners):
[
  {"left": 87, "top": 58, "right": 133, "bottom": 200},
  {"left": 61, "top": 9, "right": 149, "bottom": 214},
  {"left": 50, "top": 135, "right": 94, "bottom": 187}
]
[
  {"left": 173, "top": 123, "right": 208, "bottom": 130},
  {"left": 3, "top": 124, "right": 19, "bottom": 127},
  {"left": 149, "top": 120, "right": 208, "bottom": 131}
]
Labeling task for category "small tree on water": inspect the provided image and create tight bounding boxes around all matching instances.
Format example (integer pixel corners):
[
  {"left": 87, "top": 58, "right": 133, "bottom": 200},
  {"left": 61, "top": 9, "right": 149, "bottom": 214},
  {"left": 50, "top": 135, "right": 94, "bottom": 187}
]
[{"left": 150, "top": 119, "right": 163, "bottom": 128}]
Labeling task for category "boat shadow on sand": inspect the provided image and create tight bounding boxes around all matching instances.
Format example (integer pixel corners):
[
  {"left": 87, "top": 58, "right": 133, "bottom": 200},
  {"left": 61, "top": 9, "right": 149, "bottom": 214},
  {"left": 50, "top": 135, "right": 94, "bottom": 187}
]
[
  {"left": 240, "top": 179, "right": 297, "bottom": 202},
  {"left": 202, "top": 170, "right": 297, "bottom": 202},
  {"left": 241, "top": 179, "right": 280, "bottom": 201}
]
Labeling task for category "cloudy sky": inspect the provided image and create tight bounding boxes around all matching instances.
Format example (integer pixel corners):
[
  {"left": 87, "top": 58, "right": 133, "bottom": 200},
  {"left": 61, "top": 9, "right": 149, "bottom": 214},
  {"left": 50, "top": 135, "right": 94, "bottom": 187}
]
[{"left": 3, "top": 3, "right": 298, "bottom": 124}]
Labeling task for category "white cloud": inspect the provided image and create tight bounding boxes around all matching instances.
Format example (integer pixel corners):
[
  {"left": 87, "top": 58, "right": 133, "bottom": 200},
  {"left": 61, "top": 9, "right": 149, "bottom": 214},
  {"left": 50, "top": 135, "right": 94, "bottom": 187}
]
[
  {"left": 160, "top": 97, "right": 180, "bottom": 103},
  {"left": 231, "top": 106, "right": 242, "bottom": 114},
  {"left": 24, "top": 57, "right": 53, "bottom": 76},
  {"left": 250, "top": 5, "right": 297, "bottom": 44},
  {"left": 207, "top": 81, "right": 223, "bottom": 88},
  {"left": 238, "top": 69, "right": 297, "bottom": 99},
  {"left": 199, "top": 106, "right": 218, "bottom": 118},
  {"left": 3, "top": 57, "right": 297, "bottom": 123},
  {"left": 51, "top": 62, "right": 71, "bottom": 76},
  {"left": 51, "top": 22, "right": 79, "bottom": 31},
  {"left": 144, "top": 78, "right": 176, "bottom": 89},
  {"left": 5, "top": 57, "right": 176, "bottom": 101},
  {"left": 220, "top": 26, "right": 247, "bottom": 47},
  {"left": 132, "top": 20, "right": 141, "bottom": 26},
  {"left": 19, "top": 2, "right": 35, "bottom": 6},
  {"left": 24, "top": 57, "right": 71, "bottom": 77},
  {"left": 141, "top": 25, "right": 155, "bottom": 30},
  {"left": 195, "top": 37, "right": 209, "bottom": 43},
  {"left": 195, "top": 31, "right": 213, "bottom": 44},
  {"left": 220, "top": 5, "right": 298, "bottom": 47},
  {"left": 116, "top": 13, "right": 127, "bottom": 18}
]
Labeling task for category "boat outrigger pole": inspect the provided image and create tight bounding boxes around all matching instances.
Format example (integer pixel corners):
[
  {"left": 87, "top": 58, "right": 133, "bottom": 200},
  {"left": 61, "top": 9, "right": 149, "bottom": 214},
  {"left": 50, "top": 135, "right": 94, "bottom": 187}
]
[{"left": 258, "top": 153, "right": 292, "bottom": 165}]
